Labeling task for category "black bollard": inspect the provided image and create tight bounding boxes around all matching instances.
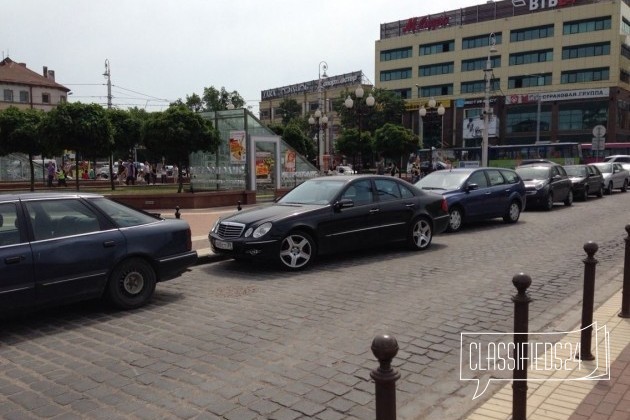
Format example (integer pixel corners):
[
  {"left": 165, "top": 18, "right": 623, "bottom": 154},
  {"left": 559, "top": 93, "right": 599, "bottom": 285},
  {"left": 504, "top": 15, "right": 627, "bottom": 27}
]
[
  {"left": 371, "top": 334, "right": 400, "bottom": 420},
  {"left": 620, "top": 225, "right": 630, "bottom": 318},
  {"left": 175, "top": 206, "right": 180, "bottom": 219},
  {"left": 579, "top": 242, "right": 598, "bottom": 360},
  {"left": 512, "top": 273, "right": 532, "bottom": 420},
  {"left": 237, "top": 201, "right": 242, "bottom": 211}
]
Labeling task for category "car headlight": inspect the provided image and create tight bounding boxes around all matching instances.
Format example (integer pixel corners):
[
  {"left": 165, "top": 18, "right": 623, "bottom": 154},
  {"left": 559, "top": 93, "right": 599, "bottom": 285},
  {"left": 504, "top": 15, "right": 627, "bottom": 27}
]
[
  {"left": 210, "top": 218, "right": 222, "bottom": 233},
  {"left": 534, "top": 182, "right": 546, "bottom": 191},
  {"left": 252, "top": 222, "right": 272, "bottom": 238}
]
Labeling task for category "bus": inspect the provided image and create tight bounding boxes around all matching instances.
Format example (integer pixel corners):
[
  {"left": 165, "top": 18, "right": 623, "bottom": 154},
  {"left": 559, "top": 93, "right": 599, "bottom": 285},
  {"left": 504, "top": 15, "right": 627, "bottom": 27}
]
[
  {"left": 581, "top": 143, "right": 630, "bottom": 163},
  {"left": 413, "top": 142, "right": 582, "bottom": 169}
]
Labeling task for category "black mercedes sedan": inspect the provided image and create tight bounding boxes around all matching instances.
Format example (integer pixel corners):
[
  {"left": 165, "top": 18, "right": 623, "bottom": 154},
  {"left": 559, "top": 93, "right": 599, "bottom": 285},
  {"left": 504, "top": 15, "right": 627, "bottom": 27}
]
[
  {"left": 209, "top": 175, "right": 450, "bottom": 270},
  {"left": 0, "top": 192, "right": 197, "bottom": 314}
]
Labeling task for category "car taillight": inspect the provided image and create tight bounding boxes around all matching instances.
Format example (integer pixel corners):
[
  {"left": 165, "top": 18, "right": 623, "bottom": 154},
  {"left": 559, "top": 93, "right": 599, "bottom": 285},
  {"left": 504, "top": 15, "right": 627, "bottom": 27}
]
[
  {"left": 186, "top": 228, "right": 192, "bottom": 251},
  {"left": 441, "top": 198, "right": 448, "bottom": 213}
]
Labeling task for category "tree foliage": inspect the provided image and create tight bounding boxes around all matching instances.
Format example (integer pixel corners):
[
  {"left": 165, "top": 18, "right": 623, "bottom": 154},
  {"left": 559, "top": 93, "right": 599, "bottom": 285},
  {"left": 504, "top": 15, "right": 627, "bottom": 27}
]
[
  {"left": 373, "top": 123, "right": 416, "bottom": 170},
  {"left": 277, "top": 99, "right": 302, "bottom": 125},
  {"left": 143, "top": 104, "right": 220, "bottom": 192},
  {"left": 335, "top": 128, "right": 372, "bottom": 172}
]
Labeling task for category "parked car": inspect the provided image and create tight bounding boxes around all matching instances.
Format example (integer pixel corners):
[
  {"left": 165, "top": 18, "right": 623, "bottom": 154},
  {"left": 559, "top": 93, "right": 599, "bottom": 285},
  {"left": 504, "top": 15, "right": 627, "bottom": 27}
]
[
  {"left": 335, "top": 165, "right": 356, "bottom": 175},
  {"left": 603, "top": 155, "right": 630, "bottom": 171},
  {"left": 519, "top": 158, "right": 555, "bottom": 166},
  {"left": 563, "top": 164, "right": 604, "bottom": 200},
  {"left": 0, "top": 192, "right": 197, "bottom": 314},
  {"left": 588, "top": 162, "right": 629, "bottom": 194},
  {"left": 414, "top": 167, "right": 526, "bottom": 232},
  {"left": 209, "top": 175, "right": 450, "bottom": 270},
  {"left": 515, "top": 163, "right": 573, "bottom": 210}
]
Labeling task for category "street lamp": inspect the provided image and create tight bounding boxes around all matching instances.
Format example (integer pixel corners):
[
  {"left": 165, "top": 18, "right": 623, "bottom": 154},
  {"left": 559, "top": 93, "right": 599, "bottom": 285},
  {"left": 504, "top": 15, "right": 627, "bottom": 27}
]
[
  {"left": 482, "top": 33, "right": 498, "bottom": 167},
  {"left": 344, "top": 86, "right": 375, "bottom": 173},
  {"left": 309, "top": 109, "right": 328, "bottom": 170},
  {"left": 419, "top": 97, "right": 446, "bottom": 149}
]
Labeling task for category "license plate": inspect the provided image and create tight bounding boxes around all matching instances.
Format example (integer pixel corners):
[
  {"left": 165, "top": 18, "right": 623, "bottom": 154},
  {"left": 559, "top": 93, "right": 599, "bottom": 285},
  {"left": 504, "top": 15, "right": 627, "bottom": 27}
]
[{"left": 215, "top": 240, "right": 233, "bottom": 250}]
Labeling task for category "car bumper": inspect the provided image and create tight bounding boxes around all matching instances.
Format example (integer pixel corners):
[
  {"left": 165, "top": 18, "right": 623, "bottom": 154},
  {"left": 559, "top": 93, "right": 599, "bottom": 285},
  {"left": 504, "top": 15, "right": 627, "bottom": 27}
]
[
  {"left": 524, "top": 189, "right": 547, "bottom": 206},
  {"left": 157, "top": 250, "right": 198, "bottom": 281},
  {"left": 209, "top": 234, "right": 281, "bottom": 261},
  {"left": 433, "top": 214, "right": 450, "bottom": 234}
]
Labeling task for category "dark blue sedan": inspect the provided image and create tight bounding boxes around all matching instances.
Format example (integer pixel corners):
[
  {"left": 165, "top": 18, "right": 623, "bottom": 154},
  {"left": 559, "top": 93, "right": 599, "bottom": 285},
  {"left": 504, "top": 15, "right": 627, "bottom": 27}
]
[
  {"left": 414, "top": 167, "right": 526, "bottom": 232},
  {"left": 0, "top": 192, "right": 197, "bottom": 314}
]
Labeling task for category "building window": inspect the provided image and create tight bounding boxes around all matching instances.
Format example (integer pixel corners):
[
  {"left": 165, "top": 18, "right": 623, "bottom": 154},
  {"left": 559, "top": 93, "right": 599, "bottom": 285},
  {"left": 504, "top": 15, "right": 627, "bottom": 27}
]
[
  {"left": 420, "top": 84, "right": 453, "bottom": 97},
  {"left": 259, "top": 109, "right": 270, "bottom": 119},
  {"left": 506, "top": 105, "right": 551, "bottom": 134},
  {"left": 461, "top": 56, "right": 501, "bottom": 72},
  {"left": 3, "top": 89, "right": 13, "bottom": 102},
  {"left": 509, "top": 49, "right": 553, "bottom": 66},
  {"left": 42, "top": 93, "right": 50, "bottom": 104},
  {"left": 563, "top": 16, "right": 611, "bottom": 35},
  {"left": 562, "top": 42, "right": 610, "bottom": 60},
  {"left": 380, "top": 68, "right": 412, "bottom": 82},
  {"left": 558, "top": 101, "right": 608, "bottom": 130},
  {"left": 508, "top": 74, "right": 552, "bottom": 89},
  {"left": 308, "top": 102, "right": 319, "bottom": 112},
  {"left": 419, "top": 40, "right": 454, "bottom": 56},
  {"left": 19, "top": 91, "right": 29, "bottom": 102},
  {"left": 561, "top": 68, "right": 609, "bottom": 84},
  {"left": 462, "top": 33, "right": 502, "bottom": 50},
  {"left": 510, "top": 25, "right": 554, "bottom": 42},
  {"left": 461, "top": 79, "right": 500, "bottom": 94},
  {"left": 419, "top": 62, "right": 454, "bottom": 77},
  {"left": 623, "top": 17, "right": 630, "bottom": 35},
  {"left": 380, "top": 47, "right": 412, "bottom": 62},
  {"left": 60, "top": 96, "right": 66, "bottom": 103},
  {"left": 391, "top": 88, "right": 412, "bottom": 99}
]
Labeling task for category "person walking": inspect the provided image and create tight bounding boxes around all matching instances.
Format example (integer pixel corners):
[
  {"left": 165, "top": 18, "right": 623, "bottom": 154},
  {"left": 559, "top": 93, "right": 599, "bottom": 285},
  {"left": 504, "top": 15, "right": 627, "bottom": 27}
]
[
  {"left": 125, "top": 159, "right": 136, "bottom": 185},
  {"left": 57, "top": 168, "right": 67, "bottom": 187},
  {"left": 46, "top": 162, "right": 56, "bottom": 187}
]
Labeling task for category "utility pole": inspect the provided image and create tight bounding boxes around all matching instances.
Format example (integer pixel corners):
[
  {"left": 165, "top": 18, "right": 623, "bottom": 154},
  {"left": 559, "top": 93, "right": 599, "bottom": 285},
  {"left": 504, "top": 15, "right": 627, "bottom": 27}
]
[{"left": 103, "top": 59, "right": 112, "bottom": 109}]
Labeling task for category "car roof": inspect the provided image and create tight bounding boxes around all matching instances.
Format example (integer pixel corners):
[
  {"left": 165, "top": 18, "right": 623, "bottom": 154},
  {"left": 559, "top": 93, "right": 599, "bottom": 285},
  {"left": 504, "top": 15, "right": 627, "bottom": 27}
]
[
  {"left": 0, "top": 192, "right": 104, "bottom": 201},
  {"left": 516, "top": 163, "right": 556, "bottom": 168}
]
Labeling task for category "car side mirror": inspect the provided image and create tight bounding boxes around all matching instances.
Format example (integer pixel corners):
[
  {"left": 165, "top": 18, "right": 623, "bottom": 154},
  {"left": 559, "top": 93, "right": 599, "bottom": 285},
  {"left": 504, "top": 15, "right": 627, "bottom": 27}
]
[
  {"left": 334, "top": 198, "right": 354, "bottom": 212},
  {"left": 465, "top": 183, "right": 479, "bottom": 192}
]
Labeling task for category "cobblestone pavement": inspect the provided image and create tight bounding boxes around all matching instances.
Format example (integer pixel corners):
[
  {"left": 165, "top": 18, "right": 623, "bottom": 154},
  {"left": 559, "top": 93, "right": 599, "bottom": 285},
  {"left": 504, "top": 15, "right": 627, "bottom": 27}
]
[{"left": 1, "top": 192, "right": 629, "bottom": 419}]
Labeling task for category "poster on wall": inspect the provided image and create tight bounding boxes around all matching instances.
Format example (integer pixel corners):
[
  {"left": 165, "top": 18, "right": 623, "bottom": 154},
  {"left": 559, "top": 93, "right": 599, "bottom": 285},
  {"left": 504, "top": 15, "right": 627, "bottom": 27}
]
[
  {"left": 284, "top": 149, "right": 296, "bottom": 172},
  {"left": 229, "top": 131, "right": 246, "bottom": 164}
]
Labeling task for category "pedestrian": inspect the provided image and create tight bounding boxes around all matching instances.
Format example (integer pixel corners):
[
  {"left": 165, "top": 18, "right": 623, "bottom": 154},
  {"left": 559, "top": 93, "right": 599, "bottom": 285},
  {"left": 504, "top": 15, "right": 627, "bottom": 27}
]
[
  {"left": 172, "top": 164, "right": 179, "bottom": 183},
  {"left": 125, "top": 159, "right": 136, "bottom": 185},
  {"left": 390, "top": 163, "right": 399, "bottom": 177},
  {"left": 160, "top": 165, "right": 167, "bottom": 184},
  {"left": 57, "top": 168, "right": 67, "bottom": 187},
  {"left": 46, "top": 162, "right": 56, "bottom": 187},
  {"left": 143, "top": 161, "right": 152, "bottom": 185}
]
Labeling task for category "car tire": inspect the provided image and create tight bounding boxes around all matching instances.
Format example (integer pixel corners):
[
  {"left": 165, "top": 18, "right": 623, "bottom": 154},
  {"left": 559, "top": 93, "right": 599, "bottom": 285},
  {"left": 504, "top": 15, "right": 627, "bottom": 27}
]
[
  {"left": 544, "top": 193, "right": 554, "bottom": 211},
  {"left": 106, "top": 258, "right": 157, "bottom": 309},
  {"left": 278, "top": 230, "right": 316, "bottom": 270},
  {"left": 408, "top": 217, "right": 433, "bottom": 250},
  {"left": 583, "top": 186, "right": 589, "bottom": 201},
  {"left": 622, "top": 179, "right": 628, "bottom": 192},
  {"left": 564, "top": 190, "right": 573, "bottom": 206},
  {"left": 597, "top": 184, "right": 604, "bottom": 198},
  {"left": 606, "top": 182, "right": 613, "bottom": 195},
  {"left": 447, "top": 207, "right": 463, "bottom": 232},
  {"left": 503, "top": 201, "right": 521, "bottom": 223}
]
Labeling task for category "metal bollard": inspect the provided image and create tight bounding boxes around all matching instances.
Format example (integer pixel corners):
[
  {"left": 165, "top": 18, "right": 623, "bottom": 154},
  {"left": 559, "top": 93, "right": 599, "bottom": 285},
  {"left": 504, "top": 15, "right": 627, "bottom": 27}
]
[
  {"left": 620, "top": 225, "right": 630, "bottom": 318},
  {"left": 512, "top": 273, "right": 532, "bottom": 420},
  {"left": 174, "top": 206, "right": 180, "bottom": 219},
  {"left": 579, "top": 241, "right": 598, "bottom": 360},
  {"left": 237, "top": 201, "right": 242, "bottom": 211},
  {"left": 371, "top": 334, "right": 400, "bottom": 420}
]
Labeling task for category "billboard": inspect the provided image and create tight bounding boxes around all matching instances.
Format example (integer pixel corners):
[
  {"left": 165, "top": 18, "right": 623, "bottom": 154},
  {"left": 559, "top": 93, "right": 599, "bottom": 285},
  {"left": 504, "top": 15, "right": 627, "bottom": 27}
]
[{"left": 463, "top": 115, "right": 499, "bottom": 140}]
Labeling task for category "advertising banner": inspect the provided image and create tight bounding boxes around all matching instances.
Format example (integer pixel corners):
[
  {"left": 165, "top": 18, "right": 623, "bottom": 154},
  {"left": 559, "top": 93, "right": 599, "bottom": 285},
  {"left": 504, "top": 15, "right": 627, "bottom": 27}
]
[
  {"left": 463, "top": 115, "right": 499, "bottom": 140},
  {"left": 229, "top": 131, "right": 246, "bottom": 165}
]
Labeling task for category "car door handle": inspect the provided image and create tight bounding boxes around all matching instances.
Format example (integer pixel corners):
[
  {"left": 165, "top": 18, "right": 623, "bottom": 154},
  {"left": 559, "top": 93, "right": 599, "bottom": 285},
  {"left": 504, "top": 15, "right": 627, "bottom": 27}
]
[
  {"left": 5, "top": 255, "right": 24, "bottom": 264},
  {"left": 369, "top": 208, "right": 380, "bottom": 214},
  {"left": 103, "top": 240, "right": 117, "bottom": 248},
  {"left": 405, "top": 203, "right": 415, "bottom": 208}
]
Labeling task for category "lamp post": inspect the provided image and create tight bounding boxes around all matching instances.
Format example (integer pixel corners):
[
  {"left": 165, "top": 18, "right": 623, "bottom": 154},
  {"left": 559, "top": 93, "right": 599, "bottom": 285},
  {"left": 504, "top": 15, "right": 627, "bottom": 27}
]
[
  {"left": 482, "top": 33, "right": 498, "bottom": 167},
  {"left": 309, "top": 109, "right": 328, "bottom": 170},
  {"left": 419, "top": 97, "right": 446, "bottom": 150},
  {"left": 344, "top": 86, "right": 375, "bottom": 173}
]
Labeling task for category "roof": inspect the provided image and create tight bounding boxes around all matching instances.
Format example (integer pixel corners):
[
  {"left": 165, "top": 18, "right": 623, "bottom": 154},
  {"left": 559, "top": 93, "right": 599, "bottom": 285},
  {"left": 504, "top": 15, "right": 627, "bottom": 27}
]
[{"left": 0, "top": 57, "right": 70, "bottom": 92}]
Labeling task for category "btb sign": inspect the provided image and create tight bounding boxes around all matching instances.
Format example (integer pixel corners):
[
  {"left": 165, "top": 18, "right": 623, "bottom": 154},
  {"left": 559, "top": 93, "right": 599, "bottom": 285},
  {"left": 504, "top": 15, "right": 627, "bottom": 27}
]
[{"left": 512, "top": 0, "right": 576, "bottom": 11}]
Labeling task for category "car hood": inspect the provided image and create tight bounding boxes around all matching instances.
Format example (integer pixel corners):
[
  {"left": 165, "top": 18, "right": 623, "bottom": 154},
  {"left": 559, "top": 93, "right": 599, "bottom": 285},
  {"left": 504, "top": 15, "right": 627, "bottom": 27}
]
[
  {"left": 218, "top": 203, "right": 325, "bottom": 225},
  {"left": 568, "top": 176, "right": 586, "bottom": 183},
  {"left": 523, "top": 179, "right": 548, "bottom": 188}
]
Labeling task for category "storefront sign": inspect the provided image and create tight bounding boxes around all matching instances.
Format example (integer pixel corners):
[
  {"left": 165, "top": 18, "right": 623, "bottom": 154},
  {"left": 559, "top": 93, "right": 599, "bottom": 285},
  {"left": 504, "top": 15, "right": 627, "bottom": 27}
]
[
  {"left": 261, "top": 71, "right": 361, "bottom": 100},
  {"left": 505, "top": 88, "right": 609, "bottom": 104},
  {"left": 512, "top": 0, "right": 576, "bottom": 11}
]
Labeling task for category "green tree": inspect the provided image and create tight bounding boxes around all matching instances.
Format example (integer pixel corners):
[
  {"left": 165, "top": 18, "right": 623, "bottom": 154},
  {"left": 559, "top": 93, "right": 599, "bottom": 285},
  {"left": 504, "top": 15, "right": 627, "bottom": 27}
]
[
  {"left": 336, "top": 87, "right": 405, "bottom": 133},
  {"left": 335, "top": 128, "right": 372, "bottom": 172},
  {"left": 106, "top": 108, "right": 143, "bottom": 190},
  {"left": 143, "top": 104, "right": 220, "bottom": 192},
  {"left": 277, "top": 99, "right": 302, "bottom": 125},
  {"left": 0, "top": 107, "right": 49, "bottom": 191},
  {"left": 373, "top": 123, "right": 416, "bottom": 174},
  {"left": 41, "top": 102, "right": 113, "bottom": 190},
  {"left": 282, "top": 121, "right": 314, "bottom": 159},
  {"left": 202, "top": 86, "right": 245, "bottom": 111}
]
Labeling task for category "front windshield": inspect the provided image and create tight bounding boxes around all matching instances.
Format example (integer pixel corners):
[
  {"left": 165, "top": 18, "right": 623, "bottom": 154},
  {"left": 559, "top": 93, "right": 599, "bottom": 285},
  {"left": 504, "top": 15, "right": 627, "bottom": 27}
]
[
  {"left": 278, "top": 179, "right": 345, "bottom": 205},
  {"left": 415, "top": 171, "right": 469, "bottom": 190},
  {"left": 591, "top": 163, "right": 612, "bottom": 174},
  {"left": 515, "top": 167, "right": 550, "bottom": 181},
  {"left": 564, "top": 166, "right": 587, "bottom": 177}
]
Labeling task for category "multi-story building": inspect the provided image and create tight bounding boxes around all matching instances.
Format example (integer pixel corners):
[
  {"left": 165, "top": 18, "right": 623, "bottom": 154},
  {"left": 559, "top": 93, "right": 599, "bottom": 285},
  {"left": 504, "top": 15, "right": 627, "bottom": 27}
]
[
  {"left": 0, "top": 57, "right": 70, "bottom": 111},
  {"left": 376, "top": 0, "right": 630, "bottom": 149},
  {"left": 258, "top": 70, "right": 372, "bottom": 168}
]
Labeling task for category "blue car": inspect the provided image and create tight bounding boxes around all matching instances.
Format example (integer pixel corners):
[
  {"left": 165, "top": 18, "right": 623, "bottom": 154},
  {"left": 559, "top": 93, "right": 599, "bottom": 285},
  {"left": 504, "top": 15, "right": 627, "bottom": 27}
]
[{"left": 414, "top": 167, "right": 526, "bottom": 232}]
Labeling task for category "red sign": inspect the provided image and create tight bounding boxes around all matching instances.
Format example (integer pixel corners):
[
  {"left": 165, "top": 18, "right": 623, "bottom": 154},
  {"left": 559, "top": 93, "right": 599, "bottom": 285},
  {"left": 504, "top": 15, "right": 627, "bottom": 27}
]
[{"left": 403, "top": 15, "right": 449, "bottom": 33}]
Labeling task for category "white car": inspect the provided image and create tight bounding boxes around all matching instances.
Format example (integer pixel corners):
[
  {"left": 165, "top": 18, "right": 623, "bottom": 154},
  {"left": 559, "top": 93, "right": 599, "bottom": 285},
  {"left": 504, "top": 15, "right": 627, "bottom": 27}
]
[
  {"left": 603, "top": 155, "right": 630, "bottom": 172},
  {"left": 588, "top": 162, "right": 629, "bottom": 194},
  {"left": 336, "top": 165, "right": 356, "bottom": 175}
]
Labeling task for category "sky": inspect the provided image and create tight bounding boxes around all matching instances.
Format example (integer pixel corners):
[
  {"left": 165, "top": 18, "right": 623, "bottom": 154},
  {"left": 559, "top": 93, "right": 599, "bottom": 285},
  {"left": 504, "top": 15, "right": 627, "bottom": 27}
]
[{"left": 3, "top": 0, "right": 483, "bottom": 116}]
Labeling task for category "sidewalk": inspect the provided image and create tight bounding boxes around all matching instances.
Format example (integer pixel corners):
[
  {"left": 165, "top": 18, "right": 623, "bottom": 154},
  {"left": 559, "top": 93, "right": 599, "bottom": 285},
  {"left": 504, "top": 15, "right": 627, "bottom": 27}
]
[{"left": 467, "top": 288, "right": 630, "bottom": 420}]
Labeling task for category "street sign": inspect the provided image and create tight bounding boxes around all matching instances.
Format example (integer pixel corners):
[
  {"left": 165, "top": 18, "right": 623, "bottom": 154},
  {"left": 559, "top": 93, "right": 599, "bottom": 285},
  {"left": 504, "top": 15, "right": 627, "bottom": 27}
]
[
  {"left": 592, "top": 125, "right": 606, "bottom": 138},
  {"left": 592, "top": 137, "right": 605, "bottom": 151}
]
